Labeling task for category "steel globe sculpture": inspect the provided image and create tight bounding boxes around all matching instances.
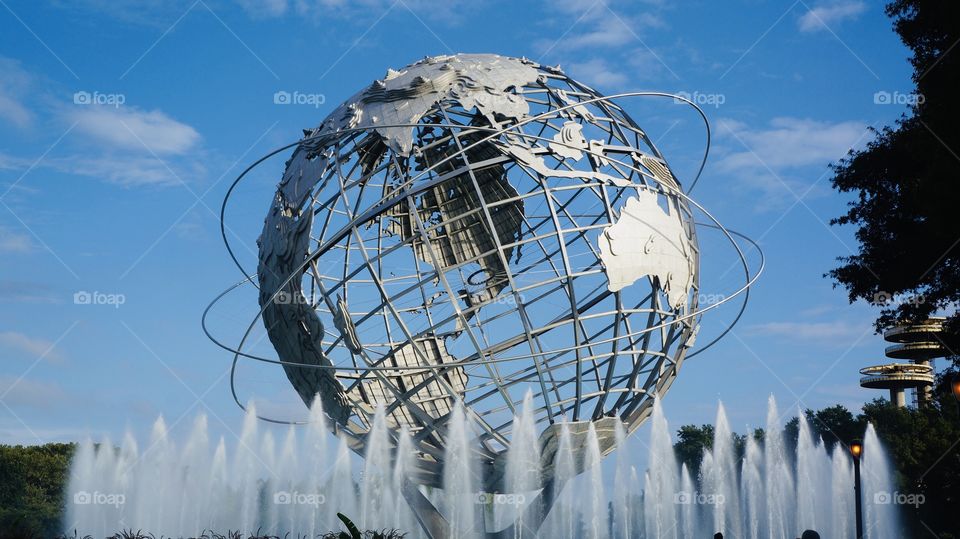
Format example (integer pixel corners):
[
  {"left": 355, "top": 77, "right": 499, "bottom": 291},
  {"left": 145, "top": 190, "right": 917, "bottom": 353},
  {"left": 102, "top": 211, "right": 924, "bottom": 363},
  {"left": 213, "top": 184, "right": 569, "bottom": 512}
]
[{"left": 206, "top": 53, "right": 760, "bottom": 536}]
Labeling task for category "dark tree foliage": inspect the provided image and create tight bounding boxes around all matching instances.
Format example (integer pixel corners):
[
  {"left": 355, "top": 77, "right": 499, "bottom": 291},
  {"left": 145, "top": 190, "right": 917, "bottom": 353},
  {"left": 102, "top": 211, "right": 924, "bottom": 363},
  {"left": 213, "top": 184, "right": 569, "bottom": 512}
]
[
  {"left": 672, "top": 424, "right": 754, "bottom": 479},
  {"left": 674, "top": 424, "right": 715, "bottom": 478},
  {"left": 861, "top": 374, "right": 960, "bottom": 538},
  {"left": 828, "top": 0, "right": 960, "bottom": 349},
  {"left": 0, "top": 443, "right": 75, "bottom": 539},
  {"left": 784, "top": 405, "right": 864, "bottom": 454}
]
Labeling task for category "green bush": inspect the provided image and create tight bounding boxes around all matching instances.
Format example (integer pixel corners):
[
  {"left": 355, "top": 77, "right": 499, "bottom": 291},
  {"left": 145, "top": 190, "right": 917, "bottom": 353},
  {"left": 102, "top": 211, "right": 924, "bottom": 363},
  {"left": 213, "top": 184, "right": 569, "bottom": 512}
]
[{"left": 0, "top": 443, "right": 75, "bottom": 539}]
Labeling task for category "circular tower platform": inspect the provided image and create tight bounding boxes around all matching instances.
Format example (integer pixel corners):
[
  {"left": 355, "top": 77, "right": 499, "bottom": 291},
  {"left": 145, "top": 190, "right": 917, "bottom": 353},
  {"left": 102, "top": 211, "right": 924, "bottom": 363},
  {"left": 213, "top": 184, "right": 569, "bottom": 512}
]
[
  {"left": 860, "top": 363, "right": 934, "bottom": 408},
  {"left": 882, "top": 317, "right": 945, "bottom": 343}
]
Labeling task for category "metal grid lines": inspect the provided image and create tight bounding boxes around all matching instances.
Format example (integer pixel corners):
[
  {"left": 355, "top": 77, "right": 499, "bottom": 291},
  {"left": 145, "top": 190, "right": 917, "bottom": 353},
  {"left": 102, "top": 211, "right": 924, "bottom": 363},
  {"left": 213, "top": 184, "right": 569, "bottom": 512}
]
[{"left": 205, "top": 54, "right": 761, "bottom": 491}]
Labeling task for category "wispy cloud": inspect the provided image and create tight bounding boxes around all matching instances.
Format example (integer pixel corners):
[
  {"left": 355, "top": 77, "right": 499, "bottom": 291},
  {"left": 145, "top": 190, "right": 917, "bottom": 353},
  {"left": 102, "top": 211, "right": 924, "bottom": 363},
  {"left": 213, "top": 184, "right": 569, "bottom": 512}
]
[
  {"left": 0, "top": 375, "right": 69, "bottom": 410},
  {"left": 2, "top": 146, "right": 204, "bottom": 188},
  {"left": 52, "top": 0, "right": 194, "bottom": 26},
  {"left": 0, "top": 226, "right": 34, "bottom": 253},
  {"left": 798, "top": 1, "right": 867, "bottom": 33},
  {"left": 539, "top": 0, "right": 666, "bottom": 55},
  {"left": 235, "top": 0, "right": 288, "bottom": 18},
  {"left": 716, "top": 117, "right": 867, "bottom": 172},
  {"left": 66, "top": 105, "right": 201, "bottom": 155},
  {"left": 0, "top": 56, "right": 34, "bottom": 128},
  {"left": 0, "top": 280, "right": 60, "bottom": 304},
  {"left": 626, "top": 48, "right": 668, "bottom": 81},
  {"left": 49, "top": 154, "right": 206, "bottom": 187},
  {"left": 0, "top": 99, "right": 207, "bottom": 187},
  {"left": 0, "top": 331, "right": 65, "bottom": 362},
  {"left": 0, "top": 151, "right": 32, "bottom": 171},
  {"left": 537, "top": 0, "right": 675, "bottom": 88},
  {"left": 745, "top": 321, "right": 869, "bottom": 341},
  {"left": 712, "top": 116, "right": 869, "bottom": 210},
  {"left": 568, "top": 58, "right": 629, "bottom": 90},
  {"left": 236, "top": 0, "right": 470, "bottom": 24},
  {"left": 553, "top": 20, "right": 637, "bottom": 50}
]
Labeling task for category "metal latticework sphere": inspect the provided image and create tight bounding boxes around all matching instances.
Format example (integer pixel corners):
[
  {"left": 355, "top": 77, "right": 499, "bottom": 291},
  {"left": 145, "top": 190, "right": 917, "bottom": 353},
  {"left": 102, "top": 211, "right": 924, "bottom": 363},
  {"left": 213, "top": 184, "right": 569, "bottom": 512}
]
[{"left": 255, "top": 54, "right": 700, "bottom": 490}]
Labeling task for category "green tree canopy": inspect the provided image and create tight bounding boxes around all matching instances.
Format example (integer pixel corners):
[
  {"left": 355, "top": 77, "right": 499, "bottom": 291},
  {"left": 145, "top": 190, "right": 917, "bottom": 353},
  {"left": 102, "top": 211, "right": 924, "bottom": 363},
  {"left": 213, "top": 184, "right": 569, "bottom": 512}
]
[{"left": 0, "top": 443, "right": 74, "bottom": 538}]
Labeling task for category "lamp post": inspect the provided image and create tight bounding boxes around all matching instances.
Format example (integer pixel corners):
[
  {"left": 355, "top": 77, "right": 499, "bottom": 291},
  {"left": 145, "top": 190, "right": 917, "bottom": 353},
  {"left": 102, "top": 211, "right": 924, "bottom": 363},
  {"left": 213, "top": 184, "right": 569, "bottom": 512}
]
[
  {"left": 850, "top": 439, "right": 864, "bottom": 539},
  {"left": 951, "top": 373, "right": 960, "bottom": 415}
]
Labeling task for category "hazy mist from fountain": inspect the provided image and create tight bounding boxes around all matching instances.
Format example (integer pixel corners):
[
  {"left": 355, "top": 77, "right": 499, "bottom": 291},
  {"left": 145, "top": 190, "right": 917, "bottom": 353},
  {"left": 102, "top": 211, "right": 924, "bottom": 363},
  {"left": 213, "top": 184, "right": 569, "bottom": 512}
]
[{"left": 66, "top": 397, "right": 902, "bottom": 538}]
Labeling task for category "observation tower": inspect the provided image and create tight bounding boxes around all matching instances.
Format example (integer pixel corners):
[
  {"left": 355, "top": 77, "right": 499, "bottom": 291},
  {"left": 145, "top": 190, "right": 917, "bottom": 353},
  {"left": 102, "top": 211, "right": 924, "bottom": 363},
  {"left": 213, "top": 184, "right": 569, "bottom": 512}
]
[{"left": 860, "top": 318, "right": 945, "bottom": 407}]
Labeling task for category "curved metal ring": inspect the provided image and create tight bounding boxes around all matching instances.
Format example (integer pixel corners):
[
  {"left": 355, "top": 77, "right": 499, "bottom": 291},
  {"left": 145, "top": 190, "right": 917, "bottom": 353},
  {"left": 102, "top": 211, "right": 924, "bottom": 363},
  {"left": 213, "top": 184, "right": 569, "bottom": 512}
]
[{"left": 205, "top": 93, "right": 749, "bottom": 425}]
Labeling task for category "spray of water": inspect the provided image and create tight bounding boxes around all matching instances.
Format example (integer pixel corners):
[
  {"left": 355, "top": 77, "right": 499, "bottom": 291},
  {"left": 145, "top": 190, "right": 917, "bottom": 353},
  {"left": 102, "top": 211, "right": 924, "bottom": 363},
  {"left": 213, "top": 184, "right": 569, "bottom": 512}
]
[{"left": 66, "top": 397, "right": 902, "bottom": 538}]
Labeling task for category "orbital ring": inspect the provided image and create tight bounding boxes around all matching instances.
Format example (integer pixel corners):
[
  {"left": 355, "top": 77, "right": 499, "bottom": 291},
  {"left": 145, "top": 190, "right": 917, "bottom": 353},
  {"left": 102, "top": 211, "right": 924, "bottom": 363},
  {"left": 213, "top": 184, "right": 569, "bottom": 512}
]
[{"left": 204, "top": 106, "right": 756, "bottom": 425}]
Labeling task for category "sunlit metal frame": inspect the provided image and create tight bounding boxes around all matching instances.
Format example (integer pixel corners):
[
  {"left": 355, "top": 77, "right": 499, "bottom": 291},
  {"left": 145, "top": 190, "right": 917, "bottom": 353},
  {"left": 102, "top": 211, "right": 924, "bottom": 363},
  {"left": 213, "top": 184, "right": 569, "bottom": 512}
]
[{"left": 203, "top": 57, "right": 763, "bottom": 502}]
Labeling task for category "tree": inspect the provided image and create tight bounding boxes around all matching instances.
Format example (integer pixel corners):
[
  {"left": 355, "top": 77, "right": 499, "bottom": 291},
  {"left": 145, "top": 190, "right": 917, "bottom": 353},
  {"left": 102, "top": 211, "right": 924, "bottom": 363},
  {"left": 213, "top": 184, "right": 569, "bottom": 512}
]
[
  {"left": 860, "top": 382, "right": 960, "bottom": 538},
  {"left": 0, "top": 443, "right": 75, "bottom": 538},
  {"left": 811, "top": 404, "right": 862, "bottom": 451},
  {"left": 828, "top": 0, "right": 960, "bottom": 349},
  {"left": 673, "top": 424, "right": 752, "bottom": 479},
  {"left": 674, "top": 424, "right": 714, "bottom": 478}
]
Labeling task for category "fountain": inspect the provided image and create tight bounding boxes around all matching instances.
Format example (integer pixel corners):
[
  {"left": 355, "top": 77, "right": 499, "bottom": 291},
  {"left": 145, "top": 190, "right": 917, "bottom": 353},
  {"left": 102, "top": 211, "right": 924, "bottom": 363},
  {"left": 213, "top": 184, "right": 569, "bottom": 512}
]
[{"left": 65, "top": 396, "right": 902, "bottom": 538}]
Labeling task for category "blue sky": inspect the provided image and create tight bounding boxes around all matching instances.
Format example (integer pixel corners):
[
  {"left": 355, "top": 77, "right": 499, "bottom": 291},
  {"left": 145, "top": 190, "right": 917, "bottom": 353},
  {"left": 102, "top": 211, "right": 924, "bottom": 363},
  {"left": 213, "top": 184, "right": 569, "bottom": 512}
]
[{"left": 0, "top": 0, "right": 920, "bottom": 448}]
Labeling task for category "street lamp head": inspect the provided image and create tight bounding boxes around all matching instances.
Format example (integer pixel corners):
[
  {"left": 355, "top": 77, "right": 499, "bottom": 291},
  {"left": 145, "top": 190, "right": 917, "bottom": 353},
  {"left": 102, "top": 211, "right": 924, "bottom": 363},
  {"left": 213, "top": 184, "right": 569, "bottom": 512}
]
[
  {"left": 849, "top": 439, "right": 863, "bottom": 459},
  {"left": 951, "top": 373, "right": 960, "bottom": 401}
]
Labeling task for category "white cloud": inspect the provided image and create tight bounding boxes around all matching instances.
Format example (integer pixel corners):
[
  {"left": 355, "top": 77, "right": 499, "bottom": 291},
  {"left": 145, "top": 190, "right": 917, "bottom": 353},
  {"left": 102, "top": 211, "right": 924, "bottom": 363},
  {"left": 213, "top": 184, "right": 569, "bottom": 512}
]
[
  {"left": 54, "top": 1, "right": 219, "bottom": 28},
  {"left": 66, "top": 106, "right": 201, "bottom": 155},
  {"left": 799, "top": 1, "right": 867, "bottom": 33},
  {"left": 0, "top": 61, "right": 205, "bottom": 188},
  {"left": 626, "top": 48, "right": 666, "bottom": 80},
  {"left": 0, "top": 56, "right": 34, "bottom": 127},
  {"left": 0, "top": 425, "right": 95, "bottom": 444},
  {"left": 568, "top": 59, "right": 629, "bottom": 90},
  {"left": 236, "top": 0, "right": 288, "bottom": 18},
  {"left": 745, "top": 321, "right": 869, "bottom": 341},
  {"left": 539, "top": 1, "right": 671, "bottom": 89},
  {"left": 0, "top": 151, "right": 31, "bottom": 171},
  {"left": 715, "top": 117, "right": 868, "bottom": 172},
  {"left": 552, "top": 0, "right": 666, "bottom": 17},
  {"left": 1, "top": 149, "right": 205, "bottom": 188},
  {"left": 0, "top": 226, "right": 34, "bottom": 253},
  {"left": 49, "top": 104, "right": 205, "bottom": 186},
  {"left": 799, "top": 304, "right": 844, "bottom": 318},
  {"left": 55, "top": 154, "right": 202, "bottom": 187},
  {"left": 173, "top": 212, "right": 206, "bottom": 239},
  {"left": 237, "top": 0, "right": 468, "bottom": 23},
  {"left": 0, "top": 94, "right": 31, "bottom": 128},
  {"left": 562, "top": 22, "right": 638, "bottom": 50},
  {"left": 539, "top": 0, "right": 665, "bottom": 54},
  {"left": 0, "top": 375, "right": 69, "bottom": 410},
  {"left": 711, "top": 117, "right": 869, "bottom": 211},
  {"left": 0, "top": 331, "right": 64, "bottom": 361},
  {"left": 0, "top": 280, "right": 60, "bottom": 304}
]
